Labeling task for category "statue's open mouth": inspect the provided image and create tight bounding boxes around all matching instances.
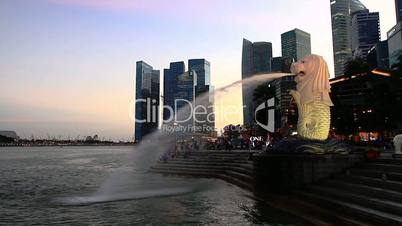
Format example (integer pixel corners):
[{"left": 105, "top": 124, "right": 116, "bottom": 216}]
[{"left": 298, "top": 71, "right": 306, "bottom": 76}]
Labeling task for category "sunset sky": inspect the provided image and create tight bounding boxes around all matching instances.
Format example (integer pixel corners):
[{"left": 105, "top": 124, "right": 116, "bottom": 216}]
[{"left": 0, "top": 0, "right": 397, "bottom": 140}]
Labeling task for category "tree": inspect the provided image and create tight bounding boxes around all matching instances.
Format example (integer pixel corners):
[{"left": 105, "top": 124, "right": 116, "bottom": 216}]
[
  {"left": 93, "top": 134, "right": 99, "bottom": 141},
  {"left": 0, "top": 135, "right": 14, "bottom": 143},
  {"left": 391, "top": 53, "right": 402, "bottom": 78},
  {"left": 344, "top": 58, "right": 369, "bottom": 77}
]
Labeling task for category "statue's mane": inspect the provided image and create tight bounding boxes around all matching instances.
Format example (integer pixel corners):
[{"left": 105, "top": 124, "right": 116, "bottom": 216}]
[{"left": 296, "top": 55, "right": 333, "bottom": 106}]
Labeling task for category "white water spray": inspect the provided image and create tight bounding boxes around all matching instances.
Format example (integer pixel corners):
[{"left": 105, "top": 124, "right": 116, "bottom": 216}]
[{"left": 61, "top": 73, "right": 291, "bottom": 205}]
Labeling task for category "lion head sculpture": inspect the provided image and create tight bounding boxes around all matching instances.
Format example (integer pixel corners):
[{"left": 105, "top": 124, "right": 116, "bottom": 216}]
[{"left": 290, "top": 54, "right": 333, "bottom": 106}]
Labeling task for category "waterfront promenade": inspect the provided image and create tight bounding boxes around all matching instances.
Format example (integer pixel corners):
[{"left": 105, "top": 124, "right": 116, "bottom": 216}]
[{"left": 152, "top": 149, "right": 402, "bottom": 226}]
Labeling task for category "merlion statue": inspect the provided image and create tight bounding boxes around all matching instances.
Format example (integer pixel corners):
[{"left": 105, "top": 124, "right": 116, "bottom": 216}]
[
  {"left": 290, "top": 54, "right": 333, "bottom": 141},
  {"left": 270, "top": 54, "right": 349, "bottom": 154}
]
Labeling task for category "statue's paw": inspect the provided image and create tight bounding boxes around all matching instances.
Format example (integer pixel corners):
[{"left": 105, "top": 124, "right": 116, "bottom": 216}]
[
  {"left": 296, "top": 143, "right": 326, "bottom": 154},
  {"left": 325, "top": 139, "right": 351, "bottom": 154}
]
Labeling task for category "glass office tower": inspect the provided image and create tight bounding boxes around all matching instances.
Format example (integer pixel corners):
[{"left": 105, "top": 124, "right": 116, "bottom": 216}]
[
  {"left": 241, "top": 38, "right": 273, "bottom": 125},
  {"left": 163, "top": 61, "right": 185, "bottom": 121},
  {"left": 135, "top": 61, "right": 160, "bottom": 142},
  {"left": 281, "top": 28, "right": 311, "bottom": 62},
  {"left": 330, "top": 0, "right": 367, "bottom": 77},
  {"left": 351, "top": 10, "right": 380, "bottom": 60}
]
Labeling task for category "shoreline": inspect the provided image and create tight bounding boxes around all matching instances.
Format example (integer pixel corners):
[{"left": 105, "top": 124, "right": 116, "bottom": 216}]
[{"left": 0, "top": 143, "right": 136, "bottom": 148}]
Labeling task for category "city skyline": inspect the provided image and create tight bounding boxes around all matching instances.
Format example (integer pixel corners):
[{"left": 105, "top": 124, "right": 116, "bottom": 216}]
[{"left": 0, "top": 0, "right": 397, "bottom": 140}]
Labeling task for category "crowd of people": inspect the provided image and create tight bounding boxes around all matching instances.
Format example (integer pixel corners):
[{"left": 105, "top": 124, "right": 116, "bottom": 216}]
[
  {"left": 203, "top": 132, "right": 284, "bottom": 151},
  {"left": 159, "top": 131, "right": 402, "bottom": 162},
  {"left": 160, "top": 138, "right": 200, "bottom": 161}
]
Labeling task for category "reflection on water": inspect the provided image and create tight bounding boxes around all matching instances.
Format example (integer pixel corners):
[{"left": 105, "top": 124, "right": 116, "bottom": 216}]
[
  {"left": 0, "top": 146, "right": 309, "bottom": 225},
  {"left": 59, "top": 187, "right": 195, "bottom": 205}
]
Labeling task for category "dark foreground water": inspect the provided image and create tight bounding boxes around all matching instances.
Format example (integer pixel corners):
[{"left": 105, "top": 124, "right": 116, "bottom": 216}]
[{"left": 0, "top": 146, "right": 309, "bottom": 225}]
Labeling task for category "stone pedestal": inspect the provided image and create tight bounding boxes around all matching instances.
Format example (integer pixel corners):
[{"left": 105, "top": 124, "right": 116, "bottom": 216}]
[{"left": 253, "top": 153, "right": 363, "bottom": 192}]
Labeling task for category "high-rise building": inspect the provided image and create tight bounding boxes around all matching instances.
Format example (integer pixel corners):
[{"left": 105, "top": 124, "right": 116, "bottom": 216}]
[
  {"left": 281, "top": 28, "right": 311, "bottom": 63},
  {"left": 271, "top": 57, "right": 283, "bottom": 72},
  {"left": 175, "top": 71, "right": 196, "bottom": 112},
  {"left": 396, "top": 0, "right": 402, "bottom": 22},
  {"left": 267, "top": 76, "right": 297, "bottom": 130},
  {"left": 330, "top": 0, "right": 367, "bottom": 77},
  {"left": 163, "top": 59, "right": 214, "bottom": 133},
  {"left": 163, "top": 61, "right": 185, "bottom": 121},
  {"left": 275, "top": 28, "right": 311, "bottom": 127},
  {"left": 173, "top": 70, "right": 197, "bottom": 131},
  {"left": 188, "top": 59, "right": 215, "bottom": 132},
  {"left": 241, "top": 38, "right": 273, "bottom": 125},
  {"left": 135, "top": 61, "right": 160, "bottom": 142},
  {"left": 188, "top": 59, "right": 211, "bottom": 95},
  {"left": 367, "top": 41, "right": 389, "bottom": 70},
  {"left": 387, "top": 22, "right": 402, "bottom": 68},
  {"left": 351, "top": 10, "right": 380, "bottom": 60}
]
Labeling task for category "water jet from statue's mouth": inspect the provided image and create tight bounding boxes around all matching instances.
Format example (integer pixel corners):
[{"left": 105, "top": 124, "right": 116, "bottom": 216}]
[{"left": 298, "top": 71, "right": 306, "bottom": 76}]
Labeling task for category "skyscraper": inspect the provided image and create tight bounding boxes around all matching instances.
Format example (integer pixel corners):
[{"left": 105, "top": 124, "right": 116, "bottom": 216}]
[
  {"left": 268, "top": 29, "right": 311, "bottom": 130},
  {"left": 170, "top": 70, "right": 196, "bottom": 131},
  {"left": 188, "top": 59, "right": 210, "bottom": 94},
  {"left": 163, "top": 59, "right": 214, "bottom": 133},
  {"left": 330, "top": 0, "right": 367, "bottom": 77},
  {"left": 135, "top": 61, "right": 160, "bottom": 142},
  {"left": 267, "top": 76, "right": 296, "bottom": 130},
  {"left": 271, "top": 57, "right": 283, "bottom": 72},
  {"left": 163, "top": 61, "right": 185, "bottom": 121},
  {"left": 281, "top": 28, "right": 311, "bottom": 63},
  {"left": 241, "top": 38, "right": 273, "bottom": 125},
  {"left": 188, "top": 59, "right": 215, "bottom": 132},
  {"left": 175, "top": 70, "right": 196, "bottom": 113},
  {"left": 367, "top": 41, "right": 389, "bottom": 70},
  {"left": 387, "top": 22, "right": 402, "bottom": 68},
  {"left": 351, "top": 10, "right": 380, "bottom": 60},
  {"left": 396, "top": 0, "right": 402, "bottom": 22}
]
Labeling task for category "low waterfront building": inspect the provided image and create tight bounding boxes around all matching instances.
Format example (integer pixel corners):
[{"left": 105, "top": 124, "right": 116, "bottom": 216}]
[
  {"left": 0, "top": 131, "right": 18, "bottom": 141},
  {"left": 330, "top": 70, "right": 402, "bottom": 139}
]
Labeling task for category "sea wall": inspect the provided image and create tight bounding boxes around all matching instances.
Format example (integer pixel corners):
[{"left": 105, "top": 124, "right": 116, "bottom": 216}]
[{"left": 253, "top": 153, "right": 364, "bottom": 192}]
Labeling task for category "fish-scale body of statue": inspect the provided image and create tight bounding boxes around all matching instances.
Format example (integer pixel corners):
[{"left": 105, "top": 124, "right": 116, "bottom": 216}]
[{"left": 290, "top": 55, "right": 333, "bottom": 141}]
